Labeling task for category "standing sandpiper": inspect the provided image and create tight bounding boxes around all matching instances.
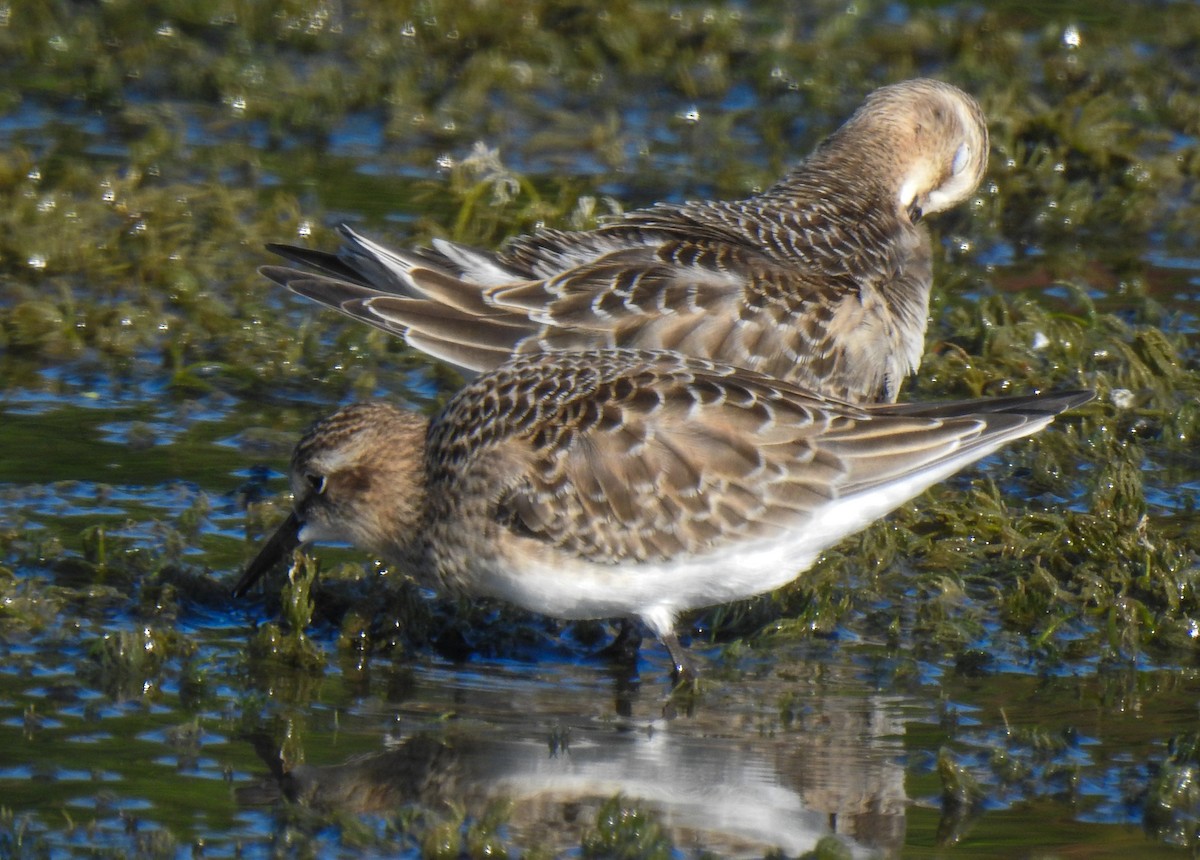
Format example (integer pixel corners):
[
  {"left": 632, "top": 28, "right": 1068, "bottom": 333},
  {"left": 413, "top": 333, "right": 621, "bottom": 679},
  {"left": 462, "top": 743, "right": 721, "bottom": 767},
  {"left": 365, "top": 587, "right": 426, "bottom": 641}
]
[{"left": 232, "top": 349, "right": 1089, "bottom": 678}]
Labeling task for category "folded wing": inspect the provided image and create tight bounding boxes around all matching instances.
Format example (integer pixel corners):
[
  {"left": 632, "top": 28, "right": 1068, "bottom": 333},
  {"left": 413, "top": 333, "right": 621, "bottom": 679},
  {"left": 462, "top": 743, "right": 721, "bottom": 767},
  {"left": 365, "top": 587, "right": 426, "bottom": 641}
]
[{"left": 433, "top": 350, "right": 1091, "bottom": 566}]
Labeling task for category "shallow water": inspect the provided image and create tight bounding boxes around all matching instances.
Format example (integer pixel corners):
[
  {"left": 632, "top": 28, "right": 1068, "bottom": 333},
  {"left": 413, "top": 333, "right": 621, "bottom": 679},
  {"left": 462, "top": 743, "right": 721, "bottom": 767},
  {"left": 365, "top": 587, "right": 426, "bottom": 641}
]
[{"left": 3, "top": 1, "right": 1200, "bottom": 857}]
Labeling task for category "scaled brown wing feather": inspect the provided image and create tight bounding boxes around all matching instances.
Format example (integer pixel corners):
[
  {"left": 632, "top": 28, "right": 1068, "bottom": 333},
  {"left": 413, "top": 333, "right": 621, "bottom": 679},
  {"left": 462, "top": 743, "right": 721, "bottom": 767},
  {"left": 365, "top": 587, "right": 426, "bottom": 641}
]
[
  {"left": 465, "top": 353, "right": 1088, "bottom": 567},
  {"left": 497, "top": 240, "right": 892, "bottom": 401},
  {"left": 360, "top": 242, "right": 787, "bottom": 379},
  {"left": 263, "top": 225, "right": 902, "bottom": 400},
  {"left": 481, "top": 356, "right": 846, "bottom": 564}
]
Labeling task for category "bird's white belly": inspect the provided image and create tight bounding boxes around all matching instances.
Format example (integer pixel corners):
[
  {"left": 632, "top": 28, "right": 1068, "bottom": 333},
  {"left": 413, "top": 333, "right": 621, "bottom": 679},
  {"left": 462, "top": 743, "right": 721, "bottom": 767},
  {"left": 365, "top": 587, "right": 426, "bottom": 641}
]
[{"left": 470, "top": 455, "right": 984, "bottom": 636}]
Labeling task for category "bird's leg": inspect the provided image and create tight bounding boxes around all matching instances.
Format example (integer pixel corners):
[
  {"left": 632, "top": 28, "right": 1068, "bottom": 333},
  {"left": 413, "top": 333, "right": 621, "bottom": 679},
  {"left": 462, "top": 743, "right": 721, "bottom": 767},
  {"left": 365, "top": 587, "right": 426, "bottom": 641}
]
[
  {"left": 595, "top": 618, "right": 643, "bottom": 667},
  {"left": 660, "top": 630, "right": 698, "bottom": 684},
  {"left": 610, "top": 618, "right": 644, "bottom": 663},
  {"left": 659, "top": 631, "right": 703, "bottom": 720}
]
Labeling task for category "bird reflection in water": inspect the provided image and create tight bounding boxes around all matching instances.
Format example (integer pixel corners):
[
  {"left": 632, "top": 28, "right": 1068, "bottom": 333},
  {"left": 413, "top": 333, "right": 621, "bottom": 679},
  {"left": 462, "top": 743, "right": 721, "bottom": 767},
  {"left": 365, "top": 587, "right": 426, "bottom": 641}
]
[{"left": 238, "top": 694, "right": 908, "bottom": 857}]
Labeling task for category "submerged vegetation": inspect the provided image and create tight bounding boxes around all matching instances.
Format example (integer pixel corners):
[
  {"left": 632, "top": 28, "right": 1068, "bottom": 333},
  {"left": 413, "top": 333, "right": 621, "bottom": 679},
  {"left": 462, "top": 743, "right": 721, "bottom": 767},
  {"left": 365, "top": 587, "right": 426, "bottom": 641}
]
[{"left": 1, "top": 0, "right": 1200, "bottom": 856}]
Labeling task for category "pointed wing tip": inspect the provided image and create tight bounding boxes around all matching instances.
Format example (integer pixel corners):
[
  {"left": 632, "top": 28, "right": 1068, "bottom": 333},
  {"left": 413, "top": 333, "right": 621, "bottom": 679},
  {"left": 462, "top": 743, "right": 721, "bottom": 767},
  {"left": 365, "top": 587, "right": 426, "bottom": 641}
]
[
  {"left": 1063, "top": 389, "right": 1096, "bottom": 409},
  {"left": 1038, "top": 388, "right": 1095, "bottom": 417},
  {"left": 258, "top": 264, "right": 299, "bottom": 287}
]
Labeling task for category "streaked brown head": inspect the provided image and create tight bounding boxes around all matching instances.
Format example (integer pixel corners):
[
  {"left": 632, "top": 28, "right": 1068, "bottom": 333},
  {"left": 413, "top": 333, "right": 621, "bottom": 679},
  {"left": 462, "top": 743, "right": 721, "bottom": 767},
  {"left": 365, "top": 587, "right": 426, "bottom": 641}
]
[
  {"left": 829, "top": 78, "right": 989, "bottom": 218},
  {"left": 232, "top": 402, "right": 428, "bottom": 597}
]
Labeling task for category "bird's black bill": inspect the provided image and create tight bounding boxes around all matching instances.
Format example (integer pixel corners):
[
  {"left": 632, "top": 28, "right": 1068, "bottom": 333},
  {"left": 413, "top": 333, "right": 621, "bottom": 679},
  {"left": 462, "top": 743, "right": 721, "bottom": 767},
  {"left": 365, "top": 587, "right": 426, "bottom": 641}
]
[{"left": 231, "top": 511, "right": 302, "bottom": 598}]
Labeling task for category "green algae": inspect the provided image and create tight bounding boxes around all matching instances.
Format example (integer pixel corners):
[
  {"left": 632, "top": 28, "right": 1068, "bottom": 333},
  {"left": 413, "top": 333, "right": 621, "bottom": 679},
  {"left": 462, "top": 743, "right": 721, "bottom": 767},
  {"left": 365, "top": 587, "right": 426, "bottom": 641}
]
[
  {"left": 246, "top": 552, "right": 326, "bottom": 673},
  {"left": 82, "top": 625, "right": 197, "bottom": 702},
  {"left": 582, "top": 794, "right": 675, "bottom": 860},
  {"left": 1145, "top": 732, "right": 1200, "bottom": 849}
]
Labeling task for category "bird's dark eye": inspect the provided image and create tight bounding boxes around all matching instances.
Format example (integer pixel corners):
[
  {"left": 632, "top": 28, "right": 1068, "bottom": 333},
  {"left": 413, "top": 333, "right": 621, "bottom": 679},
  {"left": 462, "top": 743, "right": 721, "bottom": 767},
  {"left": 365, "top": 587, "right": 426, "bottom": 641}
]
[{"left": 306, "top": 473, "right": 327, "bottom": 495}]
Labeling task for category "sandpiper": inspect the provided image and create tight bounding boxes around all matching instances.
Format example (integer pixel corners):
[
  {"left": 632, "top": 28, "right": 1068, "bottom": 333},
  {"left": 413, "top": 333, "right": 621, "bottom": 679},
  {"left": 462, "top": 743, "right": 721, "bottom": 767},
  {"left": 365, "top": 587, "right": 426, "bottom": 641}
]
[
  {"left": 232, "top": 349, "right": 1090, "bottom": 678},
  {"left": 261, "top": 79, "right": 988, "bottom": 403}
]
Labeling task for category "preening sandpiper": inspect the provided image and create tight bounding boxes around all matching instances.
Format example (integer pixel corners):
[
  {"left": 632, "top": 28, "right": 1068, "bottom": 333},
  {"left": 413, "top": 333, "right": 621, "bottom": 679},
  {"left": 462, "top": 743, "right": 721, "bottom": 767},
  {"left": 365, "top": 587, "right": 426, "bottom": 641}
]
[{"left": 261, "top": 79, "right": 987, "bottom": 403}]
